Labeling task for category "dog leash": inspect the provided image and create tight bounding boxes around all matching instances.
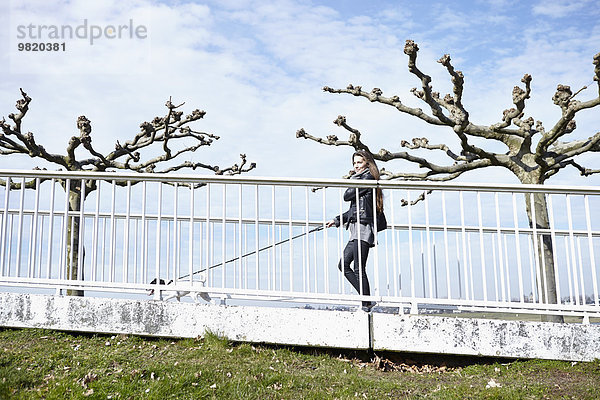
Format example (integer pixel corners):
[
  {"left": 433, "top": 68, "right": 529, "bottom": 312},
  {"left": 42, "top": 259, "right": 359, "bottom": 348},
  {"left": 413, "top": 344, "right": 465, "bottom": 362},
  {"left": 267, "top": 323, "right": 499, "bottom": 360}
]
[{"left": 177, "top": 225, "right": 324, "bottom": 280}]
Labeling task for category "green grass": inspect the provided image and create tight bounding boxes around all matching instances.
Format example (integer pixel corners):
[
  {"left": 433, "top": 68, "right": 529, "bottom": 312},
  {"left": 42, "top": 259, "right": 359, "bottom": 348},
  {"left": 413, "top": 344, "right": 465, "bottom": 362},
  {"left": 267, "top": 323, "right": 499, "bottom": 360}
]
[{"left": 1, "top": 327, "right": 599, "bottom": 399}]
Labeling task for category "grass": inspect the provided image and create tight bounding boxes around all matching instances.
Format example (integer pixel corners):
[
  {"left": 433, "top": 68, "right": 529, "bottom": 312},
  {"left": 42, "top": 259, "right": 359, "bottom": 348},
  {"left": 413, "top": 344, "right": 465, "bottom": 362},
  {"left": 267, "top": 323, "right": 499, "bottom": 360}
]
[{"left": 1, "top": 327, "right": 599, "bottom": 399}]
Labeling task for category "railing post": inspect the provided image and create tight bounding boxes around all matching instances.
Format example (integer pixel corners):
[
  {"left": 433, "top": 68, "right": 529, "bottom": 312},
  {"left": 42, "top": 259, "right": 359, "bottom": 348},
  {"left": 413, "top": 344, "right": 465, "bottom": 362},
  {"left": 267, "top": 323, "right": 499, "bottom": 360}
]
[
  {"left": 16, "top": 177, "right": 25, "bottom": 277},
  {"left": 410, "top": 301, "right": 418, "bottom": 315},
  {"left": 0, "top": 177, "right": 10, "bottom": 276},
  {"left": 373, "top": 186, "right": 380, "bottom": 299}
]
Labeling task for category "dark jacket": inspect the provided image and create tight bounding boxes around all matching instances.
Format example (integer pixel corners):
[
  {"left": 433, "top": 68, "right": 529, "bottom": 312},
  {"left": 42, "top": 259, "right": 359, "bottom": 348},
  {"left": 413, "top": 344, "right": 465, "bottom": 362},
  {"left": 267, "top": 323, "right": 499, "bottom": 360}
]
[{"left": 334, "top": 170, "right": 375, "bottom": 228}]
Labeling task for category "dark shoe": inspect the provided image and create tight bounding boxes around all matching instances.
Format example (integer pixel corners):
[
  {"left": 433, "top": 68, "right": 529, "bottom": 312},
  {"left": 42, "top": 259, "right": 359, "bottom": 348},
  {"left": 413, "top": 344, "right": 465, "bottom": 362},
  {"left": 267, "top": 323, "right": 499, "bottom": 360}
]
[{"left": 361, "top": 301, "right": 376, "bottom": 312}]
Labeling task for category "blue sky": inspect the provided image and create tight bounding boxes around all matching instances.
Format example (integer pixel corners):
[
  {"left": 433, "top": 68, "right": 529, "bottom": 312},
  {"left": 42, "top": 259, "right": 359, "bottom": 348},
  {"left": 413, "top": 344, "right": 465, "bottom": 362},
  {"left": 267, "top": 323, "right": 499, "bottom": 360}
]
[{"left": 1, "top": 0, "right": 599, "bottom": 184}]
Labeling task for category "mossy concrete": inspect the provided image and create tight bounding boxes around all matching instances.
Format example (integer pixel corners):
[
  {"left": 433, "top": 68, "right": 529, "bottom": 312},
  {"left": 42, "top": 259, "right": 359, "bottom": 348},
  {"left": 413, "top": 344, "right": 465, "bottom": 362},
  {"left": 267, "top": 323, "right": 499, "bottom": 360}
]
[
  {"left": 1, "top": 292, "right": 599, "bottom": 361},
  {"left": 371, "top": 313, "right": 600, "bottom": 361},
  {"left": 0, "top": 292, "right": 368, "bottom": 349}
]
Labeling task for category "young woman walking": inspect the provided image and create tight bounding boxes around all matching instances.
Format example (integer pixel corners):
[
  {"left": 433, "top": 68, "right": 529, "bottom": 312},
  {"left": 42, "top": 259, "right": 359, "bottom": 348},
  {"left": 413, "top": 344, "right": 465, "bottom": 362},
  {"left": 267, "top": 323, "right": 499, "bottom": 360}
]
[{"left": 326, "top": 150, "right": 384, "bottom": 310}]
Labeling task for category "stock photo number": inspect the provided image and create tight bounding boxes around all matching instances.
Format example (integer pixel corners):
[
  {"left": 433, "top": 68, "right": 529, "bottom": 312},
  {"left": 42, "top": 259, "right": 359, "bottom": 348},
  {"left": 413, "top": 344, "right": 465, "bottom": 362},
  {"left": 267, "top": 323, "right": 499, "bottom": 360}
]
[{"left": 17, "top": 42, "right": 66, "bottom": 51}]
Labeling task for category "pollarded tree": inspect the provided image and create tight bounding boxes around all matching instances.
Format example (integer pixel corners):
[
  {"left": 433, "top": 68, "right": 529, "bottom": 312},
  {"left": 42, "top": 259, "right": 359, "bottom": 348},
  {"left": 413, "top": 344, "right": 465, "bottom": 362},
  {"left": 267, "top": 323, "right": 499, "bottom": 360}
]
[
  {"left": 297, "top": 40, "right": 600, "bottom": 322},
  {"left": 1, "top": 89, "right": 255, "bottom": 296}
]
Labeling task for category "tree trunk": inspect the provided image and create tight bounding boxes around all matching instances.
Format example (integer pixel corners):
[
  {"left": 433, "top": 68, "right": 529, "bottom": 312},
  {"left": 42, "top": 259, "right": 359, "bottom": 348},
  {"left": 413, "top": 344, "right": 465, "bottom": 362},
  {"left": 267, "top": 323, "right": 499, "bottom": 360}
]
[
  {"left": 66, "top": 187, "right": 84, "bottom": 296},
  {"left": 524, "top": 192, "right": 564, "bottom": 323}
]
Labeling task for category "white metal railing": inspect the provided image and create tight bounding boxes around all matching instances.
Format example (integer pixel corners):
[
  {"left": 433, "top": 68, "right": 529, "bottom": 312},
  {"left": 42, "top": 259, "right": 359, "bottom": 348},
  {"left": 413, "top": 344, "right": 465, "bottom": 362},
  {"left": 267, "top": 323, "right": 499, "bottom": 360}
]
[{"left": 1, "top": 169, "right": 599, "bottom": 319}]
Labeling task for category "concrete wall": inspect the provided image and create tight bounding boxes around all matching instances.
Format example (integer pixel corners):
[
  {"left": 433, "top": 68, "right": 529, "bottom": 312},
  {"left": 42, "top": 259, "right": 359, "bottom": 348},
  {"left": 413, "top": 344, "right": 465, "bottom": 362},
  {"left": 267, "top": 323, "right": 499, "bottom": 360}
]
[
  {"left": 371, "top": 313, "right": 600, "bottom": 361},
  {"left": 0, "top": 293, "right": 369, "bottom": 349},
  {"left": 1, "top": 292, "right": 599, "bottom": 361}
]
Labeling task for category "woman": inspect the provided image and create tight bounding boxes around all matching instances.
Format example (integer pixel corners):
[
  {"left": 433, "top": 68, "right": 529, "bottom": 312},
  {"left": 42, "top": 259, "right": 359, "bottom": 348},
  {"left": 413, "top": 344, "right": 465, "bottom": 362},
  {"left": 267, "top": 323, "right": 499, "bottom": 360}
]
[{"left": 326, "top": 150, "right": 384, "bottom": 310}]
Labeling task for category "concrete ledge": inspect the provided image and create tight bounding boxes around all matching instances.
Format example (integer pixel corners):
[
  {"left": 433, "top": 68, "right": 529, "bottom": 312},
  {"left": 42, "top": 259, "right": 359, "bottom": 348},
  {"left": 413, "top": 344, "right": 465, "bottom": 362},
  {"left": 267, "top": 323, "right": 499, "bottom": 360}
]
[
  {"left": 2, "top": 292, "right": 600, "bottom": 361},
  {"left": 372, "top": 313, "right": 600, "bottom": 361},
  {"left": 0, "top": 292, "right": 369, "bottom": 349}
]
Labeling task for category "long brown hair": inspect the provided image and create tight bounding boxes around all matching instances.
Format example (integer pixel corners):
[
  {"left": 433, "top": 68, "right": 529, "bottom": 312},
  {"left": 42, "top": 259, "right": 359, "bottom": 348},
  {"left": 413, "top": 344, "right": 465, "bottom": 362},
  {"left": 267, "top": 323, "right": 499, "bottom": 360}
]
[{"left": 352, "top": 150, "right": 384, "bottom": 213}]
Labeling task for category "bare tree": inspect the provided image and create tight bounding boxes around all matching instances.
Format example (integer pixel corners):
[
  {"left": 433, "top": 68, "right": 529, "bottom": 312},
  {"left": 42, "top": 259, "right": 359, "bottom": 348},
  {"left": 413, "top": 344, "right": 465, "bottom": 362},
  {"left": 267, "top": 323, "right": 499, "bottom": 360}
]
[
  {"left": 1, "top": 89, "right": 255, "bottom": 296},
  {"left": 297, "top": 40, "right": 600, "bottom": 322}
]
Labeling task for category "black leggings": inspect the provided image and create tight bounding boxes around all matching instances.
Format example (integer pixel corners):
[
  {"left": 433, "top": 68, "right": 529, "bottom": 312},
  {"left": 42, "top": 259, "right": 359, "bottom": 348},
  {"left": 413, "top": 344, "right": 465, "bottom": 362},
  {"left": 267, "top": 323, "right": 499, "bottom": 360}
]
[{"left": 338, "top": 239, "right": 371, "bottom": 297}]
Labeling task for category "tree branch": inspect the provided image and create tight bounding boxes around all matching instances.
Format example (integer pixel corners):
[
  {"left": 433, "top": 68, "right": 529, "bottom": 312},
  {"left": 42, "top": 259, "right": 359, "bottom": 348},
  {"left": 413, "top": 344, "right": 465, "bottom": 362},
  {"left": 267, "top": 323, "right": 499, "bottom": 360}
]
[
  {"left": 403, "top": 40, "right": 455, "bottom": 126},
  {"left": 300, "top": 42, "right": 600, "bottom": 187},
  {"left": 323, "top": 85, "right": 447, "bottom": 127},
  {"left": 0, "top": 91, "right": 256, "bottom": 184},
  {"left": 537, "top": 53, "right": 600, "bottom": 155}
]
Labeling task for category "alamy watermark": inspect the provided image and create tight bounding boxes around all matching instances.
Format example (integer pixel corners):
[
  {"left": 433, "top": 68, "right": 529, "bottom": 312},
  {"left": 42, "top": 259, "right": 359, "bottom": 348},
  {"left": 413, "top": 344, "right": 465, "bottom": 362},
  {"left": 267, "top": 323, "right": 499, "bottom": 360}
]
[{"left": 16, "top": 19, "right": 148, "bottom": 47}]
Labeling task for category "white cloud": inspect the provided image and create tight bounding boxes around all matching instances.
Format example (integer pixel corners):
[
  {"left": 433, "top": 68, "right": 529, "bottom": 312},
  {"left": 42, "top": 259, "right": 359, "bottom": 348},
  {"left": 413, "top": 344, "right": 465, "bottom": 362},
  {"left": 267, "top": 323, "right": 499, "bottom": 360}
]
[
  {"left": 1, "top": 0, "right": 599, "bottom": 187},
  {"left": 532, "top": 0, "right": 593, "bottom": 18}
]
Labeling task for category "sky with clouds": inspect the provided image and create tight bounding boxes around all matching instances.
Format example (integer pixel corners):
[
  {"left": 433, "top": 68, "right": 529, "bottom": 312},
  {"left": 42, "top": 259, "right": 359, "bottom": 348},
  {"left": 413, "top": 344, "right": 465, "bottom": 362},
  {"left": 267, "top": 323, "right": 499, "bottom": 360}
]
[{"left": 1, "top": 0, "right": 599, "bottom": 185}]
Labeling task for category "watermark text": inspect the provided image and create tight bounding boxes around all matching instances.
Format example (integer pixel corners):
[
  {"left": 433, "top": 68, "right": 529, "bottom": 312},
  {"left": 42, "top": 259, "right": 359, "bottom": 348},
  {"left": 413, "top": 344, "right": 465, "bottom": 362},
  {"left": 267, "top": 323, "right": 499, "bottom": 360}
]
[{"left": 16, "top": 19, "right": 148, "bottom": 45}]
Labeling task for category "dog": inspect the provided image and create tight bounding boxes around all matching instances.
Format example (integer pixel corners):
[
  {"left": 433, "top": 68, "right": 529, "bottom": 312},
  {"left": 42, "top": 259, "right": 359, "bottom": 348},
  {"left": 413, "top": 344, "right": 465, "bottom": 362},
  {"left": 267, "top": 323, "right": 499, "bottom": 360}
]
[{"left": 148, "top": 277, "right": 211, "bottom": 303}]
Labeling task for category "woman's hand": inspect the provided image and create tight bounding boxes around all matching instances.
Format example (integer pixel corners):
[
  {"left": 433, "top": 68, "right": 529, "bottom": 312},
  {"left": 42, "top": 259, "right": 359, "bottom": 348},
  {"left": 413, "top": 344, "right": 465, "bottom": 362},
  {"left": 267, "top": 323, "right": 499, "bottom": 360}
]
[{"left": 325, "top": 219, "right": 336, "bottom": 228}]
